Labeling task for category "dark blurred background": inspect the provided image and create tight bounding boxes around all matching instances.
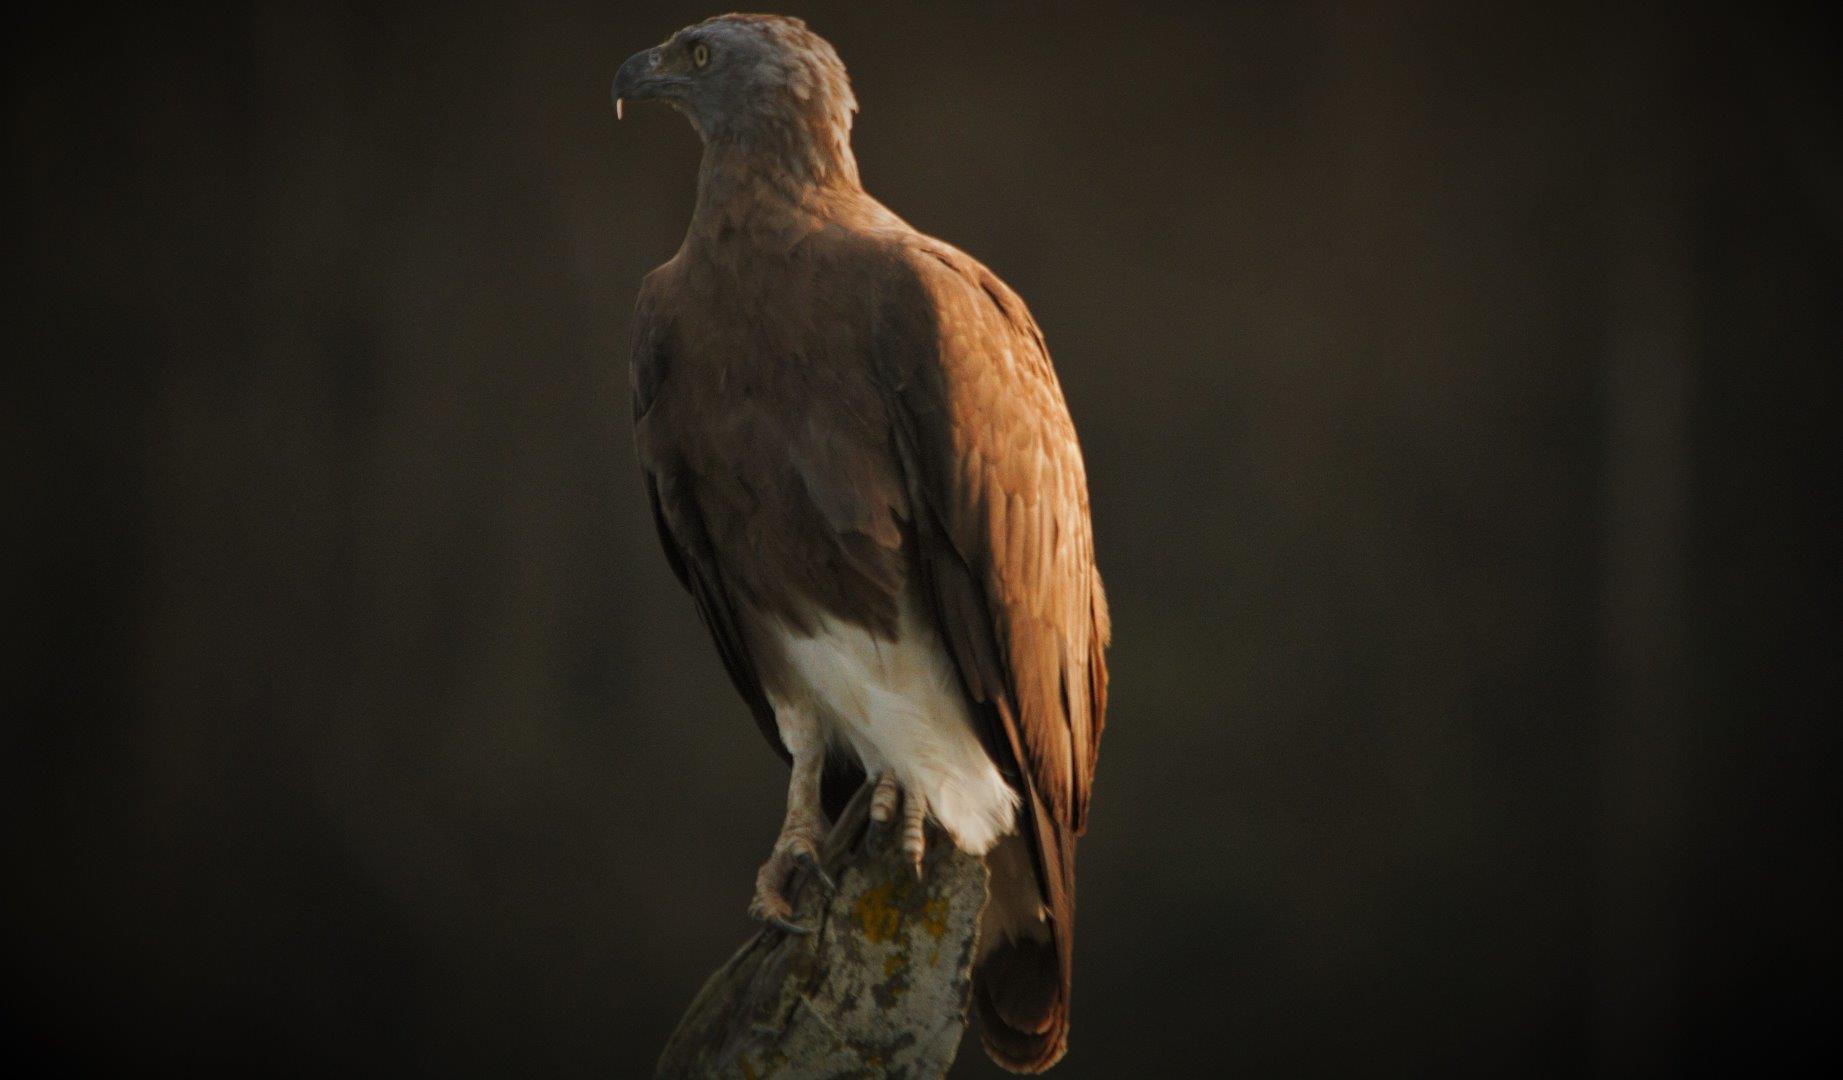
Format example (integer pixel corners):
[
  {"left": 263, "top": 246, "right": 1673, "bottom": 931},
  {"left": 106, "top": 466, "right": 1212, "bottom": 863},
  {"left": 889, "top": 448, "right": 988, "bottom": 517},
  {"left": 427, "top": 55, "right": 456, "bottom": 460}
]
[{"left": 9, "top": 1, "right": 1838, "bottom": 1075}]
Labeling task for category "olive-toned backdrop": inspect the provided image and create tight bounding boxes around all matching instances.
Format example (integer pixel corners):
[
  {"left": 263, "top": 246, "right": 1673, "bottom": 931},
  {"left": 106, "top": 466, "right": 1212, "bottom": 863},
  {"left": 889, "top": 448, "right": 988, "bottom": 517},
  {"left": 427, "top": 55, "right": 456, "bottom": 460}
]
[{"left": 11, "top": 2, "right": 1837, "bottom": 1075}]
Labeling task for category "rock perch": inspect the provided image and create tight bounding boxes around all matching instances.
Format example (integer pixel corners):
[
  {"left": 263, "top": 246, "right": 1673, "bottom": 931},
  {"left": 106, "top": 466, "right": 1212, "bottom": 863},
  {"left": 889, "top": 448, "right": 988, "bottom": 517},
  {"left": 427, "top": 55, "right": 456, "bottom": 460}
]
[{"left": 657, "top": 787, "right": 990, "bottom": 1079}]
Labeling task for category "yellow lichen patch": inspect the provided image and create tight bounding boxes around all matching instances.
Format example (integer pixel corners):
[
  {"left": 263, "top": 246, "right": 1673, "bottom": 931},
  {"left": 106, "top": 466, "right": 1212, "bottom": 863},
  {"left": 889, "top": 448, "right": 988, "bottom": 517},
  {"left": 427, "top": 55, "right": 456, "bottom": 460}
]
[
  {"left": 854, "top": 876, "right": 958, "bottom": 945},
  {"left": 854, "top": 881, "right": 906, "bottom": 943},
  {"left": 884, "top": 952, "right": 908, "bottom": 979}
]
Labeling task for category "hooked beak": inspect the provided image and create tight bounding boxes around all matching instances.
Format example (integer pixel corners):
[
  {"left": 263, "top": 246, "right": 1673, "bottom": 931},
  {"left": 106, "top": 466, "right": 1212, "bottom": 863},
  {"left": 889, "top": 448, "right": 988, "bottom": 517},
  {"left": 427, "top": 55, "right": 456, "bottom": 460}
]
[{"left": 612, "top": 47, "right": 670, "bottom": 120}]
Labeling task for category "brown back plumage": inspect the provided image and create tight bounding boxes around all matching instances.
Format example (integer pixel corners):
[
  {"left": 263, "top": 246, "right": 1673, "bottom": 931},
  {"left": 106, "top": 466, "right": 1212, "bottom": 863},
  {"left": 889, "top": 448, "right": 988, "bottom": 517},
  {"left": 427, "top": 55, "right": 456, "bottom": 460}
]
[
  {"left": 621, "top": 15, "right": 1108, "bottom": 1072},
  {"left": 875, "top": 240, "right": 1109, "bottom": 1071}
]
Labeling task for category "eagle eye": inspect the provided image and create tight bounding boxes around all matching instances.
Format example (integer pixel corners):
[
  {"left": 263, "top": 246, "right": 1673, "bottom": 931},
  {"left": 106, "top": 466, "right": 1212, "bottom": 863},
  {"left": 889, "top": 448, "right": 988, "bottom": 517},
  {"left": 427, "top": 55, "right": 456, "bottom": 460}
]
[{"left": 691, "top": 41, "right": 711, "bottom": 68}]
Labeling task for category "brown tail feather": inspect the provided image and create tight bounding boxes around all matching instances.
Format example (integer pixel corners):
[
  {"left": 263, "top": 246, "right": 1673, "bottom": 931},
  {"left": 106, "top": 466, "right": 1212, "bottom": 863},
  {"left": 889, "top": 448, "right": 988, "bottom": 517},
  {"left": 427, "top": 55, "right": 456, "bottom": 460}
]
[
  {"left": 974, "top": 936, "right": 1069, "bottom": 1072},
  {"left": 974, "top": 792, "right": 1075, "bottom": 1072}
]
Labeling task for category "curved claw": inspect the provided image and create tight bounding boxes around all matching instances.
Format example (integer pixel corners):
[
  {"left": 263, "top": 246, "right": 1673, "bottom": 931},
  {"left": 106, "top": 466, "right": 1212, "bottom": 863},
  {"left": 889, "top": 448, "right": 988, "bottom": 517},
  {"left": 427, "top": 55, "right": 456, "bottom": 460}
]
[
  {"left": 795, "top": 850, "right": 837, "bottom": 895},
  {"left": 765, "top": 915, "right": 813, "bottom": 936}
]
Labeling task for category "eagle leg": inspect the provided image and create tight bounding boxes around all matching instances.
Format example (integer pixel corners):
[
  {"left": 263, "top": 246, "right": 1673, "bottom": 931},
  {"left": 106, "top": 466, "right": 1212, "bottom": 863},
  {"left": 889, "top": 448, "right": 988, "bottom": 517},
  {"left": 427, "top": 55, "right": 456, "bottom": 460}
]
[{"left": 748, "top": 710, "right": 830, "bottom": 933}]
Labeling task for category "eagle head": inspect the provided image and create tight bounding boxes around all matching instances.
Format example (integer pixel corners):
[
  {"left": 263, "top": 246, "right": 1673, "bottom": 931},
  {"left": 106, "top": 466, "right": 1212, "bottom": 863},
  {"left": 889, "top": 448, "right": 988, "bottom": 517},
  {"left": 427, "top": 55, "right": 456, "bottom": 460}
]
[{"left": 612, "top": 14, "right": 857, "bottom": 163}]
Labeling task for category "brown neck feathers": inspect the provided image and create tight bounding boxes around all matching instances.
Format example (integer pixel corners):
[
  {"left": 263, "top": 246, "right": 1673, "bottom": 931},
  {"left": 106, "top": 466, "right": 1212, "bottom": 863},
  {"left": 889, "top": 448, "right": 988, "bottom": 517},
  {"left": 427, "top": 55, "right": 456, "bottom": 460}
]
[{"left": 689, "top": 107, "right": 860, "bottom": 239}]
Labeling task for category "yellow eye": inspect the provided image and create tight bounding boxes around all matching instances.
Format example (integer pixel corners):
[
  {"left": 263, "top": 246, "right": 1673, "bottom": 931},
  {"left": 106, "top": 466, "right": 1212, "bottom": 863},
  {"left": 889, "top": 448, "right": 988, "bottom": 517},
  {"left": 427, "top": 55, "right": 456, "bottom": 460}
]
[{"left": 692, "top": 42, "right": 710, "bottom": 68}]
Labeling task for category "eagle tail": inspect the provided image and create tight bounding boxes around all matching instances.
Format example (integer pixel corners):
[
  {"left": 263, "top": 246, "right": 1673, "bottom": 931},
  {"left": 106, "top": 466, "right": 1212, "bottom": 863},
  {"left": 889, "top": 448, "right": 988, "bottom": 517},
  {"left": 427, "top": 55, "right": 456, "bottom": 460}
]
[
  {"left": 974, "top": 794, "right": 1074, "bottom": 1073},
  {"left": 974, "top": 935, "right": 1069, "bottom": 1073}
]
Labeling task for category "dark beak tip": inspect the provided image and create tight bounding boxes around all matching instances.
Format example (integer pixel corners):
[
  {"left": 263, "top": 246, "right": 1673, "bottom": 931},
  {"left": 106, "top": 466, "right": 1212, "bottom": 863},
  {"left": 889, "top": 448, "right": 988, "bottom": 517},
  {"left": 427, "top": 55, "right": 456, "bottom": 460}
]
[{"left": 611, "top": 48, "right": 665, "bottom": 118}]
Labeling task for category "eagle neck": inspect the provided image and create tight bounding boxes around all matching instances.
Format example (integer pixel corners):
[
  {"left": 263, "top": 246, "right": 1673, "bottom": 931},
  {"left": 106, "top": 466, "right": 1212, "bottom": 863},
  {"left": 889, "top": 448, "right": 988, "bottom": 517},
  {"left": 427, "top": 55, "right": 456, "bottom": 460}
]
[{"left": 689, "top": 124, "right": 861, "bottom": 240}]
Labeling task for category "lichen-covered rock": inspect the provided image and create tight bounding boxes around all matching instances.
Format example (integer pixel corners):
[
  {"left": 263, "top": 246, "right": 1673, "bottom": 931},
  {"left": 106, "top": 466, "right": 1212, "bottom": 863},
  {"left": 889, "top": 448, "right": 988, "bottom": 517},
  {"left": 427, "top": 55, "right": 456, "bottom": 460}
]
[{"left": 656, "top": 789, "right": 989, "bottom": 1079}]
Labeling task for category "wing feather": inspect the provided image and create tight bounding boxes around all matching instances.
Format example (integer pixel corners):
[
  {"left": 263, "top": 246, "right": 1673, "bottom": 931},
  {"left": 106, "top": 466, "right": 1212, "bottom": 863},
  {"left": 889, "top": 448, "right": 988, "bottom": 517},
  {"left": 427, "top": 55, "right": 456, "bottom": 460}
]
[
  {"left": 873, "top": 242, "right": 1109, "bottom": 838},
  {"left": 631, "top": 276, "right": 787, "bottom": 762}
]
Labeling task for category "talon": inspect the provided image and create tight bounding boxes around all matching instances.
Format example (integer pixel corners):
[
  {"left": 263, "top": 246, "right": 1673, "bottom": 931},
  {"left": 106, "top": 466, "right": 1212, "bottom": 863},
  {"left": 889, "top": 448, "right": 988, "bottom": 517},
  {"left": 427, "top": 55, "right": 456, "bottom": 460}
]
[
  {"left": 750, "top": 823, "right": 823, "bottom": 933},
  {"left": 795, "top": 849, "right": 836, "bottom": 894},
  {"left": 748, "top": 887, "right": 813, "bottom": 936}
]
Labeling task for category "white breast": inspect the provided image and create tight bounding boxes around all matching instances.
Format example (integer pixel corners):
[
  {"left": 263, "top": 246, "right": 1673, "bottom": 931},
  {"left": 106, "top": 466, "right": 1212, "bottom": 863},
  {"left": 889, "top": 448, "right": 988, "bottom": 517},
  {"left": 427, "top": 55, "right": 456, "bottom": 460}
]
[{"left": 768, "top": 597, "right": 1018, "bottom": 854}]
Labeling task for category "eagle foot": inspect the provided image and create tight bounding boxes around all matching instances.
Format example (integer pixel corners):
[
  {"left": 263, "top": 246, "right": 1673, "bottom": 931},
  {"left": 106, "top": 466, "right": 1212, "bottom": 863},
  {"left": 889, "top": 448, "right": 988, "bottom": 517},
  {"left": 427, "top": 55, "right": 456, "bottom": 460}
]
[
  {"left": 865, "top": 770, "right": 928, "bottom": 880},
  {"left": 748, "top": 826, "right": 827, "bottom": 934}
]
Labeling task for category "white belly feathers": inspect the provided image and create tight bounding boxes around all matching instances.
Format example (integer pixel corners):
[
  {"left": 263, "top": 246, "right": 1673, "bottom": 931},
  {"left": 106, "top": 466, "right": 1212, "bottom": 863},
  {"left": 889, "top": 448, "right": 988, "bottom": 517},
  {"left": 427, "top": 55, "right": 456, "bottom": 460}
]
[{"left": 767, "top": 595, "right": 1018, "bottom": 855}]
